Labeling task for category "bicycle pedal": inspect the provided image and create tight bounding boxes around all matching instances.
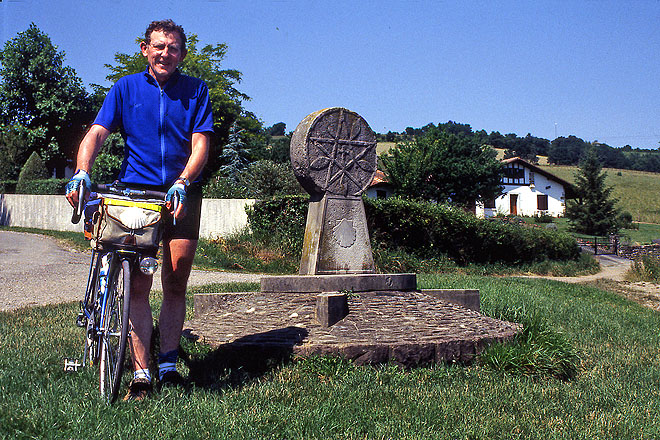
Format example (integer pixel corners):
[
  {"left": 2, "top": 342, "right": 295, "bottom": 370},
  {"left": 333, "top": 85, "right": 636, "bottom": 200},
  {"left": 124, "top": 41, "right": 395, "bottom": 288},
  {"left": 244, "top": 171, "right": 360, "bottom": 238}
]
[
  {"left": 75, "top": 313, "right": 86, "bottom": 327},
  {"left": 63, "top": 358, "right": 82, "bottom": 372}
]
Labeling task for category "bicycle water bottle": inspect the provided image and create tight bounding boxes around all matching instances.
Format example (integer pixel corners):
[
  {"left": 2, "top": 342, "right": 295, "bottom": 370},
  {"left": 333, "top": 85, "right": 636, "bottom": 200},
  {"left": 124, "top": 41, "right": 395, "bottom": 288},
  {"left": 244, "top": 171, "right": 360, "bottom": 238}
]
[{"left": 99, "top": 254, "right": 110, "bottom": 295}]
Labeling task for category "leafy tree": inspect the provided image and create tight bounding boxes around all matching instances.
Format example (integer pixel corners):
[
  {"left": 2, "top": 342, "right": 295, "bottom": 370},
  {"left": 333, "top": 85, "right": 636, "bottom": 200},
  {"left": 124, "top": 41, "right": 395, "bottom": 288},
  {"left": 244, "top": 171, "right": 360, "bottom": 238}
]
[
  {"left": 238, "top": 159, "right": 304, "bottom": 198},
  {"left": 381, "top": 128, "right": 503, "bottom": 207},
  {"left": 548, "top": 135, "right": 586, "bottom": 165},
  {"left": 266, "top": 122, "right": 286, "bottom": 136},
  {"left": 98, "top": 34, "right": 260, "bottom": 181},
  {"left": 0, "top": 124, "right": 32, "bottom": 180},
  {"left": 0, "top": 24, "right": 92, "bottom": 175},
  {"left": 566, "top": 146, "right": 620, "bottom": 236}
]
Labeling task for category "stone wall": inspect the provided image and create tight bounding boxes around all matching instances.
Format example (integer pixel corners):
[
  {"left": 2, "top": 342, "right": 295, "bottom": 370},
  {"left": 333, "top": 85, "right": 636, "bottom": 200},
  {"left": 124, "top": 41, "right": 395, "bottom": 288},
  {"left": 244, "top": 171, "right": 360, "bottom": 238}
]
[
  {"left": 618, "top": 243, "right": 660, "bottom": 260},
  {"left": 0, "top": 193, "right": 255, "bottom": 239}
]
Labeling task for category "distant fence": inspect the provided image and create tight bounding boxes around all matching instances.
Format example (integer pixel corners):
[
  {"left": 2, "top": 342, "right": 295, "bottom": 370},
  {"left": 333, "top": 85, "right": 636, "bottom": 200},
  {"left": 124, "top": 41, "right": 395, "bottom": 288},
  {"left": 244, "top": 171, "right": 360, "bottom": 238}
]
[
  {"left": 0, "top": 194, "right": 255, "bottom": 239},
  {"left": 575, "top": 235, "right": 619, "bottom": 256}
]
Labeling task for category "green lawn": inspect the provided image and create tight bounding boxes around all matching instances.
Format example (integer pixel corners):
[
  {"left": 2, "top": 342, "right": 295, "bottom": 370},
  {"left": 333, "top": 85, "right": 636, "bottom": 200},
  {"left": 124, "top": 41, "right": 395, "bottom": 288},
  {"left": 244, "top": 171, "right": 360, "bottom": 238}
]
[{"left": 3, "top": 274, "right": 660, "bottom": 439}]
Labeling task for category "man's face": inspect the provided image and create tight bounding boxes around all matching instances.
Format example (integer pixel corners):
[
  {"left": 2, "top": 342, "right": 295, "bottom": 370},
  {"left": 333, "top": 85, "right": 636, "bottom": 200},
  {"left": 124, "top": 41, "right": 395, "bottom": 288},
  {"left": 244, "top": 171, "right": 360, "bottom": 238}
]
[{"left": 140, "top": 30, "right": 186, "bottom": 85}]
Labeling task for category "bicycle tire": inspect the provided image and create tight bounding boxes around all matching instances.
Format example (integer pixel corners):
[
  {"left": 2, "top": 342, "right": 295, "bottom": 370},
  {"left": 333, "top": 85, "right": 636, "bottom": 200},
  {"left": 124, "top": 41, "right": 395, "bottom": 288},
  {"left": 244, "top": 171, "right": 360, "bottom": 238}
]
[
  {"left": 99, "top": 258, "right": 131, "bottom": 403},
  {"left": 82, "top": 252, "right": 102, "bottom": 368}
]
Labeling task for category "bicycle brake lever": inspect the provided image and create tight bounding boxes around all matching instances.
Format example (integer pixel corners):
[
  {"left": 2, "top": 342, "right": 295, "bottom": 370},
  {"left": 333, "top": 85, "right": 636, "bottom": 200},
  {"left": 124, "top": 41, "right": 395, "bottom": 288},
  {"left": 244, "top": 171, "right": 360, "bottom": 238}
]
[
  {"left": 171, "top": 191, "right": 180, "bottom": 226},
  {"left": 71, "top": 183, "right": 85, "bottom": 224}
]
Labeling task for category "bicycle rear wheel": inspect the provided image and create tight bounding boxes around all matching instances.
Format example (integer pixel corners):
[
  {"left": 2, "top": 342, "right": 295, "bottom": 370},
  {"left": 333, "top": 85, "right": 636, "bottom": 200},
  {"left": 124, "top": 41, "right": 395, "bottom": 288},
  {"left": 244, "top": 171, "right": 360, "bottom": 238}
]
[{"left": 99, "top": 258, "right": 131, "bottom": 403}]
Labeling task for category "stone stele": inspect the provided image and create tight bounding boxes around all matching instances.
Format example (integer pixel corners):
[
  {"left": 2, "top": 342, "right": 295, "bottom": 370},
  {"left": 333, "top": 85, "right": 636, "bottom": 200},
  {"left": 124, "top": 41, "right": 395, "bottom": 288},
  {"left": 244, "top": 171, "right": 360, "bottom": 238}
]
[{"left": 291, "top": 108, "right": 378, "bottom": 274}]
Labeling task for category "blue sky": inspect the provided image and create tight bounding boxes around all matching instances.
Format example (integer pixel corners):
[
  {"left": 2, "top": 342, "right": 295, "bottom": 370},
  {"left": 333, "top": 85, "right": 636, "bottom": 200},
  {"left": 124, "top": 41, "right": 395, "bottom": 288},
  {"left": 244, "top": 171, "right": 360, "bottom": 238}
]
[{"left": 2, "top": 0, "right": 659, "bottom": 149}]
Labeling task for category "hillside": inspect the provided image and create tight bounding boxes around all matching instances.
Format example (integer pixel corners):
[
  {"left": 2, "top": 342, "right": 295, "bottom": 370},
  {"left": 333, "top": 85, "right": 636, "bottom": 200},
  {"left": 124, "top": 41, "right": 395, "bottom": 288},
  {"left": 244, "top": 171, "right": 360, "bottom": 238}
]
[{"left": 540, "top": 165, "right": 660, "bottom": 224}]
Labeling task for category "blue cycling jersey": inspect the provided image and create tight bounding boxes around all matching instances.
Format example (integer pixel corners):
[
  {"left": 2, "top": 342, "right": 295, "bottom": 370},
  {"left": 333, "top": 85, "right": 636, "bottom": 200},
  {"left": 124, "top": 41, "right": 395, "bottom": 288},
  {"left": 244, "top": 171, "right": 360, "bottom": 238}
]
[{"left": 93, "top": 69, "right": 214, "bottom": 187}]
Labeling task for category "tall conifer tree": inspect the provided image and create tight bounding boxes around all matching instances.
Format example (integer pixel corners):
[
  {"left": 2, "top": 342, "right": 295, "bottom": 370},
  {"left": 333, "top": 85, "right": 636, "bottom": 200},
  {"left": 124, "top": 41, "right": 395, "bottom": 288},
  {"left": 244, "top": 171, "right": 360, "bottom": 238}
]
[{"left": 566, "top": 146, "right": 620, "bottom": 235}]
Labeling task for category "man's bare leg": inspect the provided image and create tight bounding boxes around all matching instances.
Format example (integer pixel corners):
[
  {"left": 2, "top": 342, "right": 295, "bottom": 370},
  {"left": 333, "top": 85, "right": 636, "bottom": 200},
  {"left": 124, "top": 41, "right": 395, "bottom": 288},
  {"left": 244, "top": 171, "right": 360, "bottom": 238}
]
[
  {"left": 128, "top": 271, "right": 154, "bottom": 375},
  {"left": 159, "top": 238, "right": 197, "bottom": 355}
]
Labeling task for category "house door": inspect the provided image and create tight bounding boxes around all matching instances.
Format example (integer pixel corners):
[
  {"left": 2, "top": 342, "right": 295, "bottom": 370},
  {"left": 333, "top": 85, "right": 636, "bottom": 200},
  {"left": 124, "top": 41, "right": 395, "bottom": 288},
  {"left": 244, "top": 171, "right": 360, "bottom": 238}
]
[{"left": 510, "top": 194, "right": 518, "bottom": 215}]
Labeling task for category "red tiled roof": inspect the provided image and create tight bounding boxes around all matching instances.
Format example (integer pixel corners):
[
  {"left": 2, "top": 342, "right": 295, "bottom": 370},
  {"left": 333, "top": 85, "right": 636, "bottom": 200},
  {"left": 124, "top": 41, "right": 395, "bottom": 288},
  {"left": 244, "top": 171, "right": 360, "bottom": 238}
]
[{"left": 370, "top": 170, "right": 389, "bottom": 187}]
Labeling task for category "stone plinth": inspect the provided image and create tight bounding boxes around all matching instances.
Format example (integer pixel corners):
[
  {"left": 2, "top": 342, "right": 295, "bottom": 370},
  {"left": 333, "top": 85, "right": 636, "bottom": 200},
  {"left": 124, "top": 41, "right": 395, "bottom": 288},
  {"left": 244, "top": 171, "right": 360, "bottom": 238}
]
[
  {"left": 316, "top": 292, "right": 349, "bottom": 327},
  {"left": 299, "top": 194, "right": 375, "bottom": 274},
  {"left": 260, "top": 273, "right": 417, "bottom": 294},
  {"left": 187, "top": 289, "right": 520, "bottom": 368}
]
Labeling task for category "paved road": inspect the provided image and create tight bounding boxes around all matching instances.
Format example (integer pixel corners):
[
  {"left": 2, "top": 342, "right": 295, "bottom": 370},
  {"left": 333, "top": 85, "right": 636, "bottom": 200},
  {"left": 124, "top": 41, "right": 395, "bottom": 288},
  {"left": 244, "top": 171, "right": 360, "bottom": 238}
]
[{"left": 0, "top": 231, "right": 263, "bottom": 312}]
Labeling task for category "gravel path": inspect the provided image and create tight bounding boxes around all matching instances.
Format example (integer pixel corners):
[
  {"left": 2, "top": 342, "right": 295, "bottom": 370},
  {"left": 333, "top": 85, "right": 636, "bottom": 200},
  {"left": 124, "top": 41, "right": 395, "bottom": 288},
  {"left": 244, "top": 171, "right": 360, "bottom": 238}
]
[{"left": 0, "top": 231, "right": 263, "bottom": 312}]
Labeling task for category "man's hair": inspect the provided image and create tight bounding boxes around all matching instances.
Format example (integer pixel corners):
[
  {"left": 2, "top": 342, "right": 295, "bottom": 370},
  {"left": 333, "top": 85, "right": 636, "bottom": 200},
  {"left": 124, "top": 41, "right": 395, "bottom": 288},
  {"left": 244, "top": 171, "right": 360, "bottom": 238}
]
[{"left": 144, "top": 19, "right": 187, "bottom": 50}]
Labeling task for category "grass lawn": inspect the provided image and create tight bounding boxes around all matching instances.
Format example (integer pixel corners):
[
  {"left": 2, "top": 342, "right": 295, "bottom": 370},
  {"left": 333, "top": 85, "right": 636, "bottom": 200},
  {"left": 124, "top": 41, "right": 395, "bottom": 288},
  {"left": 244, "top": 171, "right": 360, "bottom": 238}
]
[
  {"left": 2, "top": 274, "right": 660, "bottom": 439},
  {"left": 526, "top": 217, "right": 660, "bottom": 245}
]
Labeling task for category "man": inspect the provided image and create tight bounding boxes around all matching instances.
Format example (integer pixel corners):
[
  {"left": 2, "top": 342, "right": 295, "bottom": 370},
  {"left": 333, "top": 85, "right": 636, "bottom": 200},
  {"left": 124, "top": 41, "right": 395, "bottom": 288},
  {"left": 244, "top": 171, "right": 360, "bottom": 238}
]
[{"left": 66, "top": 19, "right": 213, "bottom": 401}]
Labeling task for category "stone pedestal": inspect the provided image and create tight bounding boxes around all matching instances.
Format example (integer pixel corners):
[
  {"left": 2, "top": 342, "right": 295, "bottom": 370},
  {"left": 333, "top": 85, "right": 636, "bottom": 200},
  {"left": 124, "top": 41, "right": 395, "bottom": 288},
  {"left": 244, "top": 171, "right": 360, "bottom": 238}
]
[{"left": 299, "top": 194, "right": 375, "bottom": 275}]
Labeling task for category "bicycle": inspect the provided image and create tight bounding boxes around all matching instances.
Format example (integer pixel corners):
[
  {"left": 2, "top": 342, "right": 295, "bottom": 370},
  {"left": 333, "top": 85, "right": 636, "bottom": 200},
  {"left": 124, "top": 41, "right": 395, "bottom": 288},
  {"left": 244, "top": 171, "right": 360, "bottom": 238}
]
[{"left": 71, "top": 182, "right": 174, "bottom": 403}]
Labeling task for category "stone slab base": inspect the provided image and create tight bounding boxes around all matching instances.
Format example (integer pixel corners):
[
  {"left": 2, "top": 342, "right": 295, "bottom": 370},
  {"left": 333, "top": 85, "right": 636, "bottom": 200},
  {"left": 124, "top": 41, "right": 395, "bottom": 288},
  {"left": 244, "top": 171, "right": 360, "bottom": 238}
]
[
  {"left": 260, "top": 273, "right": 417, "bottom": 293},
  {"left": 188, "top": 290, "right": 519, "bottom": 368},
  {"left": 423, "top": 289, "right": 480, "bottom": 312}
]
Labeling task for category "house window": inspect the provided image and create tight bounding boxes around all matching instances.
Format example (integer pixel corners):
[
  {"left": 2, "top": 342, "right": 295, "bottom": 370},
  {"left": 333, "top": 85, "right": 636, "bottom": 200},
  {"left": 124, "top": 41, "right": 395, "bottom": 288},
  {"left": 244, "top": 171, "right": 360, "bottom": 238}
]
[
  {"left": 484, "top": 198, "right": 496, "bottom": 209},
  {"left": 537, "top": 194, "right": 548, "bottom": 211},
  {"left": 503, "top": 165, "right": 525, "bottom": 184}
]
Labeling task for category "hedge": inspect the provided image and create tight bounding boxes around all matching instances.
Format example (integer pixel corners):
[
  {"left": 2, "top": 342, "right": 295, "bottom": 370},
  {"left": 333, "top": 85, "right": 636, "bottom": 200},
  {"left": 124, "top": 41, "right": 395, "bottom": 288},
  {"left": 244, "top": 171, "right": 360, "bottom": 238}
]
[
  {"left": 12, "top": 179, "right": 68, "bottom": 195},
  {"left": 247, "top": 195, "right": 580, "bottom": 265}
]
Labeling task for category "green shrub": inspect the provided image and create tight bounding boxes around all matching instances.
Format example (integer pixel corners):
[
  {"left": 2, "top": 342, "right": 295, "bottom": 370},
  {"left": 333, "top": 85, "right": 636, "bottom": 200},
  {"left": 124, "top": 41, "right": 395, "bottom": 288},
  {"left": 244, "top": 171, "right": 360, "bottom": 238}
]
[
  {"left": 202, "top": 174, "right": 248, "bottom": 199},
  {"left": 617, "top": 211, "right": 636, "bottom": 230},
  {"left": 0, "top": 180, "right": 17, "bottom": 193},
  {"left": 16, "top": 151, "right": 49, "bottom": 193},
  {"left": 14, "top": 178, "right": 67, "bottom": 195},
  {"left": 365, "top": 197, "right": 580, "bottom": 265},
  {"left": 246, "top": 196, "right": 580, "bottom": 266},
  {"left": 245, "top": 195, "right": 308, "bottom": 256},
  {"left": 90, "top": 151, "right": 122, "bottom": 183},
  {"left": 532, "top": 213, "right": 554, "bottom": 224}
]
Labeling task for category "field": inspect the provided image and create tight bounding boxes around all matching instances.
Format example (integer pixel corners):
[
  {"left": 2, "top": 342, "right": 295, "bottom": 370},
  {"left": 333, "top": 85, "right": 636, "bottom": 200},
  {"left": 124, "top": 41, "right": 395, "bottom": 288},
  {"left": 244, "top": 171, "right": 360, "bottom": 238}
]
[{"left": 539, "top": 165, "right": 660, "bottom": 224}]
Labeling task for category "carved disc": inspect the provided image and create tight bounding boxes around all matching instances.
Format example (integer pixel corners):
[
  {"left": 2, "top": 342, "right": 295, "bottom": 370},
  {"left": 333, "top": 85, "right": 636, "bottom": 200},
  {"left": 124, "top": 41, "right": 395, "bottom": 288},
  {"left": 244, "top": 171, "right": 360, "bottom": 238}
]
[{"left": 290, "top": 108, "right": 377, "bottom": 197}]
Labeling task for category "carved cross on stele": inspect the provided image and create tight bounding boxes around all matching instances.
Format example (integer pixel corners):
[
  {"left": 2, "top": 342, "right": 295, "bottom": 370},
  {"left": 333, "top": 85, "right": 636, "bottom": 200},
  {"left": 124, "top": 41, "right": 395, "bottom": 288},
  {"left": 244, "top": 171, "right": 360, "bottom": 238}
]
[{"left": 308, "top": 108, "right": 377, "bottom": 197}]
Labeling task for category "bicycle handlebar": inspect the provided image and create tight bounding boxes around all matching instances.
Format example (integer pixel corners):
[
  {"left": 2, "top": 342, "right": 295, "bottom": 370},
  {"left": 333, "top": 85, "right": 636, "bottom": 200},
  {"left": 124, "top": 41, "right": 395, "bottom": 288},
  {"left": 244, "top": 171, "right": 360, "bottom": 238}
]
[
  {"left": 94, "top": 183, "right": 168, "bottom": 200},
  {"left": 70, "top": 183, "right": 170, "bottom": 225}
]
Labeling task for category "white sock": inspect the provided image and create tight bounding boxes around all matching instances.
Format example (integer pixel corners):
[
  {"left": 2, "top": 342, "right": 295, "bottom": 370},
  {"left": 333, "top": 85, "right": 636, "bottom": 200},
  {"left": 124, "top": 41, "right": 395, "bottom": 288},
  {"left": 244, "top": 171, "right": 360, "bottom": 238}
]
[{"left": 134, "top": 368, "right": 151, "bottom": 383}]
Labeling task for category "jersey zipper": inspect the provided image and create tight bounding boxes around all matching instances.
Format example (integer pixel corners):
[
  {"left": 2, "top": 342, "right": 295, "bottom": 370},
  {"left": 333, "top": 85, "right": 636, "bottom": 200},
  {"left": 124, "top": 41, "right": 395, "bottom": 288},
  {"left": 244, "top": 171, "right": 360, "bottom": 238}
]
[{"left": 159, "top": 86, "right": 166, "bottom": 185}]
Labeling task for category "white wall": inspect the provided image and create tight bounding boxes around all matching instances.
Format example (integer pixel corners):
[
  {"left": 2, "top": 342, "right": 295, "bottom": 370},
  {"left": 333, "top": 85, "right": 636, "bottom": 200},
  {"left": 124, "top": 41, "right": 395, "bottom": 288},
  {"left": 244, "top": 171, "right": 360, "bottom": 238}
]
[
  {"left": 0, "top": 194, "right": 255, "bottom": 239},
  {"left": 476, "top": 168, "right": 566, "bottom": 218}
]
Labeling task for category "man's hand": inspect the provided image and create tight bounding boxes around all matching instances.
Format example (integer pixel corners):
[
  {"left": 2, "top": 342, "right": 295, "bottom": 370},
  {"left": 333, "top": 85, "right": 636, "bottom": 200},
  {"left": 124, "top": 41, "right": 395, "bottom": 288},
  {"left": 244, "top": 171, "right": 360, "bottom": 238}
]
[
  {"left": 166, "top": 181, "right": 187, "bottom": 220},
  {"left": 65, "top": 170, "right": 91, "bottom": 208}
]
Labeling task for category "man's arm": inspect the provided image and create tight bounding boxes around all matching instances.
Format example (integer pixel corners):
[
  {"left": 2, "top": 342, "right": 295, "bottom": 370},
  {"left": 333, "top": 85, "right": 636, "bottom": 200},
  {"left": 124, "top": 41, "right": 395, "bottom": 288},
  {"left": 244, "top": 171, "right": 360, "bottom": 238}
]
[
  {"left": 169, "top": 131, "right": 210, "bottom": 219},
  {"left": 65, "top": 124, "right": 112, "bottom": 207},
  {"left": 178, "top": 132, "right": 210, "bottom": 183}
]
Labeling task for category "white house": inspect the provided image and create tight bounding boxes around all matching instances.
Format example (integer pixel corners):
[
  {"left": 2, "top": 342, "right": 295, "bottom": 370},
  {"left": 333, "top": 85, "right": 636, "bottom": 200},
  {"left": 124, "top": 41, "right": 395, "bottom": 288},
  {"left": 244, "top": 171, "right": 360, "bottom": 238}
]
[
  {"left": 365, "top": 170, "right": 395, "bottom": 199},
  {"left": 476, "top": 157, "right": 575, "bottom": 218}
]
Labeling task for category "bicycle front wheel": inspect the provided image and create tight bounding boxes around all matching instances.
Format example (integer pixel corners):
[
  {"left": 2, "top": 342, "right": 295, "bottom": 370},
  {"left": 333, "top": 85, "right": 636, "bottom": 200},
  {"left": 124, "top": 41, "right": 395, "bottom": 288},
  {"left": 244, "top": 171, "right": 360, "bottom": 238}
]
[{"left": 99, "top": 258, "right": 131, "bottom": 403}]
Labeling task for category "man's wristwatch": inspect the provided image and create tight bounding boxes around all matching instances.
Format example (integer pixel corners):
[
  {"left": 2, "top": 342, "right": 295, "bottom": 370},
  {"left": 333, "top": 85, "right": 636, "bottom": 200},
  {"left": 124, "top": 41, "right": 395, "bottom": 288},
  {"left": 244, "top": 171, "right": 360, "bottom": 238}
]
[{"left": 176, "top": 177, "right": 190, "bottom": 189}]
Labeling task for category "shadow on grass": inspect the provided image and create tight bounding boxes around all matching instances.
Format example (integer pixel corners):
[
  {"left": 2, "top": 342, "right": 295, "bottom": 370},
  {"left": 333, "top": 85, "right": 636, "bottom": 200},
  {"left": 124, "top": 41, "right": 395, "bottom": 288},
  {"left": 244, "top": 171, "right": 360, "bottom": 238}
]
[{"left": 180, "top": 326, "right": 308, "bottom": 392}]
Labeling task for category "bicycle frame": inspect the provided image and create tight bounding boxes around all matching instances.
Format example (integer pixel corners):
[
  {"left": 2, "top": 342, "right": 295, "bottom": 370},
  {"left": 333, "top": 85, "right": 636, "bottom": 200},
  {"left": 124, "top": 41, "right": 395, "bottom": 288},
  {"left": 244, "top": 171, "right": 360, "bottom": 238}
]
[{"left": 74, "top": 182, "right": 167, "bottom": 403}]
